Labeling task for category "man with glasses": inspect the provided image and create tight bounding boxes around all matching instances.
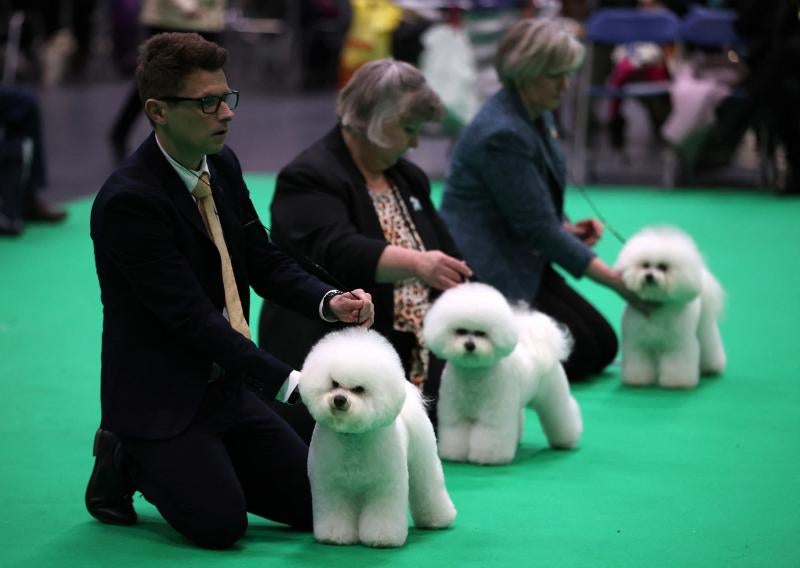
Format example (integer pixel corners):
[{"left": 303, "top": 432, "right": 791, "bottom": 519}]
[{"left": 84, "top": 32, "right": 374, "bottom": 549}]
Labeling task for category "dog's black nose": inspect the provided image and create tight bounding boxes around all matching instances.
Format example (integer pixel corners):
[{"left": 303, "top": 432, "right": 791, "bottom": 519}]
[
  {"left": 644, "top": 273, "right": 655, "bottom": 284},
  {"left": 333, "top": 394, "right": 348, "bottom": 409},
  {"left": 464, "top": 340, "right": 475, "bottom": 353}
]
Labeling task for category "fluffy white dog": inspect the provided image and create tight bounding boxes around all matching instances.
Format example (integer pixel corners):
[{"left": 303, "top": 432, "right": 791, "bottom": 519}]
[
  {"left": 299, "top": 328, "right": 456, "bottom": 548},
  {"left": 423, "top": 282, "right": 582, "bottom": 465},
  {"left": 615, "top": 225, "right": 726, "bottom": 388}
]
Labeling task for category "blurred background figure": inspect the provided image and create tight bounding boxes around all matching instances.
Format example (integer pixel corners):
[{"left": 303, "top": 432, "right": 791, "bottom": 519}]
[
  {"left": 0, "top": 86, "right": 67, "bottom": 236},
  {"left": 108, "top": 0, "right": 227, "bottom": 163}
]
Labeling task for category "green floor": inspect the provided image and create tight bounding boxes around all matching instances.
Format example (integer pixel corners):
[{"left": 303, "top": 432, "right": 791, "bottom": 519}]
[{"left": 1, "top": 177, "right": 798, "bottom": 567}]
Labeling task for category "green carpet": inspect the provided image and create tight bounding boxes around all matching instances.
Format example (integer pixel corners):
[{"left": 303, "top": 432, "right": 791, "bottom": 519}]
[{"left": 1, "top": 176, "right": 798, "bottom": 567}]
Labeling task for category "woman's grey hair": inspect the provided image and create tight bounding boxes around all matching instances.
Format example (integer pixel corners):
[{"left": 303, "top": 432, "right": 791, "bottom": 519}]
[
  {"left": 336, "top": 58, "right": 444, "bottom": 147},
  {"left": 495, "top": 18, "right": 585, "bottom": 88}
]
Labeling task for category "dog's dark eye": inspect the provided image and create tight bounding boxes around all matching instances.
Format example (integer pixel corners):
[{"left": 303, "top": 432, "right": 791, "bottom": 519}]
[
  {"left": 641, "top": 262, "right": 651, "bottom": 269},
  {"left": 331, "top": 380, "right": 340, "bottom": 389},
  {"left": 455, "top": 328, "right": 469, "bottom": 336},
  {"left": 473, "top": 331, "right": 487, "bottom": 337},
  {"left": 657, "top": 263, "right": 668, "bottom": 271},
  {"left": 351, "top": 386, "right": 365, "bottom": 394}
]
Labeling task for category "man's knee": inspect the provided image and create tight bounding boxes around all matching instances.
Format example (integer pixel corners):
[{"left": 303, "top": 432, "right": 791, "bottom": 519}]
[{"left": 182, "top": 510, "right": 248, "bottom": 550}]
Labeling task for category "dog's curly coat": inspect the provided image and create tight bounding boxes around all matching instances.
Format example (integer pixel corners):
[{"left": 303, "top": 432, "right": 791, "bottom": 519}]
[
  {"left": 300, "top": 328, "right": 456, "bottom": 547},
  {"left": 615, "top": 225, "right": 726, "bottom": 388},
  {"left": 424, "top": 282, "right": 583, "bottom": 465}
]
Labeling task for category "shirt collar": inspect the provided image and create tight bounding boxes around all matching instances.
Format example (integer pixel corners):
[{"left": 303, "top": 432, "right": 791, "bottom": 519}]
[{"left": 155, "top": 133, "right": 210, "bottom": 194}]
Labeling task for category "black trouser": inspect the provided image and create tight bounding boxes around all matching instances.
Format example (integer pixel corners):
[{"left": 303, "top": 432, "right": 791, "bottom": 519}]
[
  {"left": 535, "top": 267, "right": 618, "bottom": 382},
  {"left": 120, "top": 380, "right": 312, "bottom": 550}
]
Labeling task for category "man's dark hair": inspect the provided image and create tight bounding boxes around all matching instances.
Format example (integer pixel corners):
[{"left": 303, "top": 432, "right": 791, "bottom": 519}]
[{"left": 136, "top": 32, "right": 228, "bottom": 103}]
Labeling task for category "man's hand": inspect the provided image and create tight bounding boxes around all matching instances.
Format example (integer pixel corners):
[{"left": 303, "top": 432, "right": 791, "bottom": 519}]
[{"left": 329, "top": 289, "right": 375, "bottom": 328}]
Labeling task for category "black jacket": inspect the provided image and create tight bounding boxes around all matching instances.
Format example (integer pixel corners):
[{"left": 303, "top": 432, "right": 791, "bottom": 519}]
[
  {"left": 259, "top": 126, "right": 461, "bottom": 368},
  {"left": 91, "top": 133, "right": 333, "bottom": 438}
]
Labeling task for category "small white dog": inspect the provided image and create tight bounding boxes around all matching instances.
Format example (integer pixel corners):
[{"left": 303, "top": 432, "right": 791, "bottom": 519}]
[
  {"left": 299, "top": 328, "right": 456, "bottom": 548},
  {"left": 615, "top": 225, "right": 726, "bottom": 389},
  {"left": 423, "top": 282, "right": 582, "bottom": 465}
]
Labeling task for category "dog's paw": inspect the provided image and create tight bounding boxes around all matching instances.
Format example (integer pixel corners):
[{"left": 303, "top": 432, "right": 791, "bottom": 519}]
[
  {"left": 359, "top": 524, "right": 408, "bottom": 548},
  {"left": 415, "top": 504, "right": 457, "bottom": 529},
  {"left": 658, "top": 373, "right": 699, "bottom": 389},
  {"left": 314, "top": 520, "right": 359, "bottom": 546}
]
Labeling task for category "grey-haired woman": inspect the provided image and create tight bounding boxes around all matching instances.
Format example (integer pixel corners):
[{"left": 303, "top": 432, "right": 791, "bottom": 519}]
[
  {"left": 440, "top": 18, "right": 648, "bottom": 382},
  {"left": 259, "top": 58, "right": 471, "bottom": 426}
]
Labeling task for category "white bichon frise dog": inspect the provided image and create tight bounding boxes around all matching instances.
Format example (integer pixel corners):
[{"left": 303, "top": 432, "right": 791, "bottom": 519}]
[
  {"left": 614, "top": 225, "right": 726, "bottom": 389},
  {"left": 423, "top": 282, "right": 583, "bottom": 465},
  {"left": 299, "top": 328, "right": 456, "bottom": 548}
]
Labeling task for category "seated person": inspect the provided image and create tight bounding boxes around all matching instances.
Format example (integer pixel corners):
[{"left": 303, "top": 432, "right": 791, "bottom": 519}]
[{"left": 259, "top": 58, "right": 472, "bottom": 422}]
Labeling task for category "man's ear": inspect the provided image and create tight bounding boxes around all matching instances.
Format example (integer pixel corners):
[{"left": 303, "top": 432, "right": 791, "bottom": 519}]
[{"left": 144, "top": 98, "right": 168, "bottom": 125}]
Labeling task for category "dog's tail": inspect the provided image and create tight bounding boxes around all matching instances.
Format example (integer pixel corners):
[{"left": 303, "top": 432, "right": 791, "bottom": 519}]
[{"left": 513, "top": 307, "right": 573, "bottom": 368}]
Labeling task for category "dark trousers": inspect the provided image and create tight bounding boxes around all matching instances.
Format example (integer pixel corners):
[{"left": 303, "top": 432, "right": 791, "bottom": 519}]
[
  {"left": 535, "top": 267, "right": 618, "bottom": 382},
  {"left": 0, "top": 87, "right": 47, "bottom": 197},
  {"left": 120, "top": 380, "right": 312, "bottom": 550}
]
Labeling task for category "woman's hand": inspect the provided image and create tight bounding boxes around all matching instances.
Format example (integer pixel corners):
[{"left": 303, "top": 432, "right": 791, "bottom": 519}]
[
  {"left": 415, "top": 251, "right": 473, "bottom": 291},
  {"left": 328, "top": 289, "right": 375, "bottom": 328},
  {"left": 585, "top": 257, "right": 660, "bottom": 315},
  {"left": 565, "top": 218, "right": 604, "bottom": 246}
]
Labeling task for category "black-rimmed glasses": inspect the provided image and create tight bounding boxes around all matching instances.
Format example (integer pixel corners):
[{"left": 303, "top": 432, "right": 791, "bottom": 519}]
[{"left": 159, "top": 91, "right": 239, "bottom": 114}]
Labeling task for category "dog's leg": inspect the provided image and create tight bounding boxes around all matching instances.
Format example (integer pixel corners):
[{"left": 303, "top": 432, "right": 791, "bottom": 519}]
[
  {"left": 621, "top": 346, "right": 657, "bottom": 387},
  {"left": 530, "top": 366, "right": 582, "bottom": 449},
  {"left": 658, "top": 342, "right": 700, "bottom": 388},
  {"left": 468, "top": 419, "right": 517, "bottom": 465},
  {"left": 698, "top": 319, "right": 726, "bottom": 376},
  {"left": 358, "top": 490, "right": 409, "bottom": 548},
  {"left": 312, "top": 489, "right": 360, "bottom": 545},
  {"left": 437, "top": 421, "right": 471, "bottom": 462},
  {"left": 406, "top": 415, "right": 457, "bottom": 529}
]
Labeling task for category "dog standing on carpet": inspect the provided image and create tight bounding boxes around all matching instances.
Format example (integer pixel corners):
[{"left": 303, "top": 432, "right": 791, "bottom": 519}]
[
  {"left": 299, "top": 328, "right": 456, "bottom": 548},
  {"left": 615, "top": 225, "right": 726, "bottom": 388},
  {"left": 424, "top": 282, "right": 582, "bottom": 465}
]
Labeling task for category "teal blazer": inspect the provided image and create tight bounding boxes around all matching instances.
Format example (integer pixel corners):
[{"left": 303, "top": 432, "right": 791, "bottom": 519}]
[{"left": 440, "top": 87, "right": 595, "bottom": 303}]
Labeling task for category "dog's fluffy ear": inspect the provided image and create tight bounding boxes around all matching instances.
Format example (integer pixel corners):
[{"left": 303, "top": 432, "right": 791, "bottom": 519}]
[
  {"left": 299, "top": 328, "right": 408, "bottom": 427},
  {"left": 424, "top": 283, "right": 518, "bottom": 356}
]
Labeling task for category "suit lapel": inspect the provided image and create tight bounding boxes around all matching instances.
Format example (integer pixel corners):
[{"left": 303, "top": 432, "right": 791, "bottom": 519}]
[{"left": 140, "top": 135, "right": 211, "bottom": 239}]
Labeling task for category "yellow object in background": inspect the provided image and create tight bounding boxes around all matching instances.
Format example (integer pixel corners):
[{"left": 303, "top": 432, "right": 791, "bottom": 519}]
[{"left": 338, "top": 0, "right": 403, "bottom": 87}]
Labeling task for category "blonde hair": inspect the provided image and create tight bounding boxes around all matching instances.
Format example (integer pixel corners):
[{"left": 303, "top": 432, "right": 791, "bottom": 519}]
[
  {"left": 336, "top": 58, "right": 444, "bottom": 147},
  {"left": 495, "top": 19, "right": 585, "bottom": 88}
]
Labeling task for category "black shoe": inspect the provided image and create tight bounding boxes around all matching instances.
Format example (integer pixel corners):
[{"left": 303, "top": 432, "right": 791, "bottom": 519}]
[
  {"left": 24, "top": 196, "right": 67, "bottom": 223},
  {"left": 85, "top": 428, "right": 137, "bottom": 525}
]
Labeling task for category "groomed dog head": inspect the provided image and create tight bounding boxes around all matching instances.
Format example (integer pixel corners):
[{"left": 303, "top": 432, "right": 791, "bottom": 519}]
[
  {"left": 299, "top": 328, "right": 407, "bottom": 434},
  {"left": 424, "top": 282, "right": 518, "bottom": 368},
  {"left": 615, "top": 225, "right": 706, "bottom": 304}
]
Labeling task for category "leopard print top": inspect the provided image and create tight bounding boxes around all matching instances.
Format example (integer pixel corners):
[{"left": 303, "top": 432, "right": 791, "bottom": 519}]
[{"left": 368, "top": 185, "right": 431, "bottom": 385}]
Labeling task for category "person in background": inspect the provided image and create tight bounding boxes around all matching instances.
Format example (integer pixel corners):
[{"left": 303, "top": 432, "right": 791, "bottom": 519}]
[
  {"left": 259, "top": 58, "right": 471, "bottom": 425},
  {"left": 440, "top": 19, "right": 650, "bottom": 382},
  {"left": 84, "top": 32, "right": 373, "bottom": 549},
  {"left": 0, "top": 86, "right": 67, "bottom": 236},
  {"left": 108, "top": 0, "right": 227, "bottom": 162}
]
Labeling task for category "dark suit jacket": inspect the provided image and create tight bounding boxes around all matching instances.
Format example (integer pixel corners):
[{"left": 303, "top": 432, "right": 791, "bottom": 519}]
[
  {"left": 91, "top": 133, "right": 333, "bottom": 439},
  {"left": 259, "top": 126, "right": 461, "bottom": 369}
]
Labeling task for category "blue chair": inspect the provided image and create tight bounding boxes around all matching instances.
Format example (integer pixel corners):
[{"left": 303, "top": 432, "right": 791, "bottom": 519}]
[
  {"left": 679, "top": 5, "right": 743, "bottom": 50},
  {"left": 571, "top": 8, "right": 681, "bottom": 186}
]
